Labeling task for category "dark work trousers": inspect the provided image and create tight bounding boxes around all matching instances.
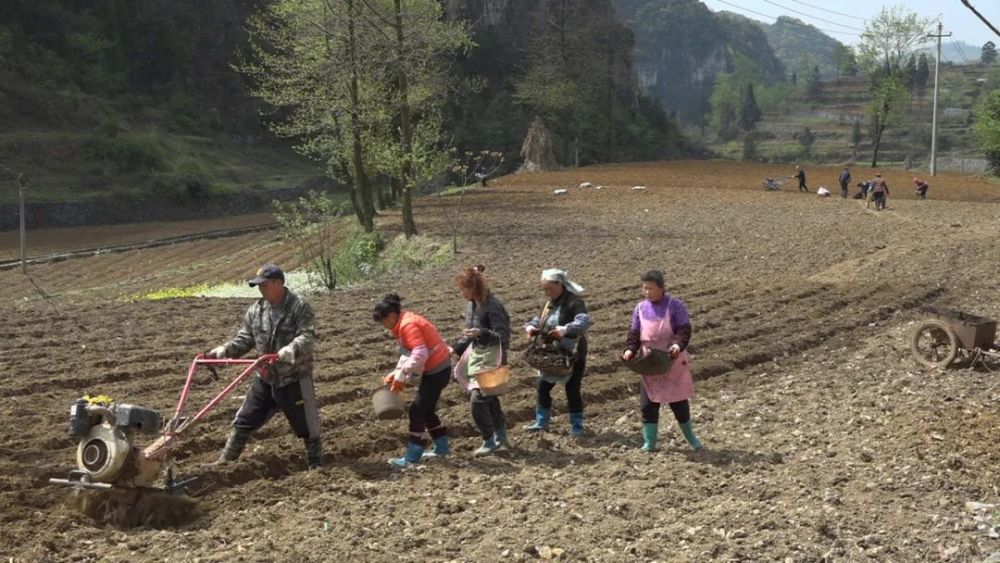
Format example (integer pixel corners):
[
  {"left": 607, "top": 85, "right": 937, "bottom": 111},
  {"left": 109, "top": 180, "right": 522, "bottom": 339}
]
[
  {"left": 470, "top": 389, "right": 506, "bottom": 439},
  {"left": 917, "top": 186, "right": 928, "bottom": 200},
  {"left": 408, "top": 365, "right": 450, "bottom": 446},
  {"left": 638, "top": 380, "right": 691, "bottom": 425},
  {"left": 233, "top": 374, "right": 321, "bottom": 439},
  {"left": 537, "top": 350, "right": 586, "bottom": 414},
  {"left": 798, "top": 178, "right": 808, "bottom": 192},
  {"left": 840, "top": 181, "right": 849, "bottom": 198},
  {"left": 873, "top": 192, "right": 886, "bottom": 210}
]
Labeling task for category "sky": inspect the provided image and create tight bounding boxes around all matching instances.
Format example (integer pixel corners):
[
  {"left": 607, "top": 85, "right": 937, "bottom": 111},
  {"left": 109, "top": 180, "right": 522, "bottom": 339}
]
[{"left": 701, "top": 0, "right": 999, "bottom": 49}]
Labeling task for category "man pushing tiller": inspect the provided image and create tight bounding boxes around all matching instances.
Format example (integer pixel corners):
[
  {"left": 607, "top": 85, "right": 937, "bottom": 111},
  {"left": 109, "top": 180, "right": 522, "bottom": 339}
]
[{"left": 205, "top": 264, "right": 322, "bottom": 470}]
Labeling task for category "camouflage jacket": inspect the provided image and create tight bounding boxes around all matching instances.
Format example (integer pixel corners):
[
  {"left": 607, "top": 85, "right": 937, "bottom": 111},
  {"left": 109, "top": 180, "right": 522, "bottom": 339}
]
[{"left": 223, "top": 289, "right": 316, "bottom": 386}]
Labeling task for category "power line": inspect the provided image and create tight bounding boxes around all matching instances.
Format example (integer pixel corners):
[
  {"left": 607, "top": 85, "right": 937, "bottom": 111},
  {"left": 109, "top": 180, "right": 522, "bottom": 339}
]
[
  {"left": 954, "top": 41, "right": 975, "bottom": 65},
  {"left": 787, "top": 0, "right": 867, "bottom": 23},
  {"left": 707, "top": 0, "right": 862, "bottom": 38},
  {"left": 960, "top": 0, "right": 1000, "bottom": 39},
  {"left": 760, "top": 0, "right": 866, "bottom": 32}
]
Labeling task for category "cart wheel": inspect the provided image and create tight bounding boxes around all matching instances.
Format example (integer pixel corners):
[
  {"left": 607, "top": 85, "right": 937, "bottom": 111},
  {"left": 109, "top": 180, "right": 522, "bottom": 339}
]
[{"left": 911, "top": 319, "right": 959, "bottom": 369}]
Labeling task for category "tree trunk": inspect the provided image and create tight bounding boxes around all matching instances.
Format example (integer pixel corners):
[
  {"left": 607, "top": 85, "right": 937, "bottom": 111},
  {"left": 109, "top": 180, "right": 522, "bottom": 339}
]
[
  {"left": 394, "top": 0, "right": 416, "bottom": 238},
  {"left": 346, "top": 0, "right": 374, "bottom": 232},
  {"left": 871, "top": 123, "right": 885, "bottom": 168}
]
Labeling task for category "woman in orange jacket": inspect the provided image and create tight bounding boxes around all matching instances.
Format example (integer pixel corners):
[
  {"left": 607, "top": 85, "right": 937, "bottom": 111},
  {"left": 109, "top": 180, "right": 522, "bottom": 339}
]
[{"left": 374, "top": 293, "right": 452, "bottom": 468}]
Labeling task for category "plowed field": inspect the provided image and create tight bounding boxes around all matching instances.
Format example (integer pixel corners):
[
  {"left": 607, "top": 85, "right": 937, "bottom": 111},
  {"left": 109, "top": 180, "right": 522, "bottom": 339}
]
[{"left": 2, "top": 160, "right": 998, "bottom": 562}]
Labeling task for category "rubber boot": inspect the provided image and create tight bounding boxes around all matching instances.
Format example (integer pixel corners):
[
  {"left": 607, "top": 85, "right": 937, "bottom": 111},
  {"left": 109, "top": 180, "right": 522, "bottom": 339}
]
[
  {"left": 473, "top": 436, "right": 500, "bottom": 456},
  {"left": 679, "top": 421, "right": 702, "bottom": 451},
  {"left": 494, "top": 426, "right": 509, "bottom": 448},
  {"left": 421, "top": 435, "right": 451, "bottom": 459},
  {"left": 207, "top": 427, "right": 250, "bottom": 466},
  {"left": 304, "top": 437, "right": 322, "bottom": 470},
  {"left": 569, "top": 412, "right": 585, "bottom": 438},
  {"left": 389, "top": 442, "right": 424, "bottom": 468},
  {"left": 523, "top": 407, "right": 551, "bottom": 431},
  {"left": 640, "top": 422, "right": 658, "bottom": 453}
]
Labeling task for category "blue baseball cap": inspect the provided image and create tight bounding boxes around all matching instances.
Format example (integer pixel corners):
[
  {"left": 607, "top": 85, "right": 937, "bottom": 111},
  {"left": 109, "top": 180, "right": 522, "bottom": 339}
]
[{"left": 248, "top": 264, "right": 284, "bottom": 287}]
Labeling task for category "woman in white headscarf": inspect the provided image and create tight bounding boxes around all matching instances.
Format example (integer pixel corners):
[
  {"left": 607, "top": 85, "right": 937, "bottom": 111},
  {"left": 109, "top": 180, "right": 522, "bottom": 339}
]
[{"left": 523, "top": 268, "right": 592, "bottom": 437}]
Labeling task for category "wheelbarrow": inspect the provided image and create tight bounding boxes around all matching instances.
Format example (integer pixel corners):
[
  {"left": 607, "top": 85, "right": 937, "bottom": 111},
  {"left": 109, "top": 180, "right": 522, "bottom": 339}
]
[{"left": 910, "top": 307, "right": 999, "bottom": 369}]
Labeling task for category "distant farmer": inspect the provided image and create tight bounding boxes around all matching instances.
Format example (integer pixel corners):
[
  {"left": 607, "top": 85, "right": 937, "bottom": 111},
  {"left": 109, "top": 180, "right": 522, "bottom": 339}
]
[
  {"left": 871, "top": 173, "right": 889, "bottom": 211},
  {"left": 205, "top": 264, "right": 321, "bottom": 470},
  {"left": 795, "top": 165, "right": 808, "bottom": 192},
  {"left": 913, "top": 177, "right": 929, "bottom": 200},
  {"left": 838, "top": 167, "right": 852, "bottom": 198}
]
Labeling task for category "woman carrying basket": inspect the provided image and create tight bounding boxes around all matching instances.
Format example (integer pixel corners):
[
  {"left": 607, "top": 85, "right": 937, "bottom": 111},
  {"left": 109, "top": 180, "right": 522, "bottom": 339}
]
[
  {"left": 450, "top": 265, "right": 512, "bottom": 456},
  {"left": 523, "top": 268, "right": 592, "bottom": 437},
  {"left": 621, "top": 270, "right": 701, "bottom": 452},
  {"left": 374, "top": 294, "right": 452, "bottom": 468}
]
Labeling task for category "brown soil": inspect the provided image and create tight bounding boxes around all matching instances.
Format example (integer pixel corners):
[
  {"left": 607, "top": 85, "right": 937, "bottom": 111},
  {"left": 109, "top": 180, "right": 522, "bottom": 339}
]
[{"left": 1, "top": 160, "right": 998, "bottom": 562}]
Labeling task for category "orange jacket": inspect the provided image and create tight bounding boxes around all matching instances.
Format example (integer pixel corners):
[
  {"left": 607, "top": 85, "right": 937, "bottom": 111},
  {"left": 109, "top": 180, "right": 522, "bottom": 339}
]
[{"left": 391, "top": 311, "right": 451, "bottom": 375}]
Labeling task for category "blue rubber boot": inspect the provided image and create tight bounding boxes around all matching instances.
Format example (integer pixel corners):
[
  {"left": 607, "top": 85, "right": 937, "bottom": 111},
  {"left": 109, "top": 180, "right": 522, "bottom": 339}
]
[
  {"left": 473, "top": 436, "right": 500, "bottom": 456},
  {"left": 421, "top": 435, "right": 450, "bottom": 459},
  {"left": 679, "top": 421, "right": 702, "bottom": 451},
  {"left": 640, "top": 422, "right": 658, "bottom": 453},
  {"left": 569, "top": 412, "right": 585, "bottom": 438},
  {"left": 493, "top": 426, "right": 508, "bottom": 448},
  {"left": 523, "top": 407, "right": 551, "bottom": 431},
  {"left": 388, "top": 442, "right": 424, "bottom": 468}
]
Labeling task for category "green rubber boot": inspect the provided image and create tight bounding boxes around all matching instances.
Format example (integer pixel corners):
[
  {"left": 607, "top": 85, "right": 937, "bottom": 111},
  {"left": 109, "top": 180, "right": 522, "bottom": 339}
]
[
  {"left": 679, "top": 421, "right": 702, "bottom": 451},
  {"left": 640, "top": 422, "right": 658, "bottom": 453}
]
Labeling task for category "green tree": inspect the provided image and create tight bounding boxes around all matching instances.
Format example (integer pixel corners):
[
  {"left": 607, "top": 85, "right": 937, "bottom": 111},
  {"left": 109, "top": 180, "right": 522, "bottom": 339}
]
[
  {"left": 790, "top": 71, "right": 797, "bottom": 86},
  {"left": 915, "top": 53, "right": 930, "bottom": 100},
  {"left": 973, "top": 90, "right": 1000, "bottom": 174},
  {"left": 806, "top": 65, "right": 823, "bottom": 100},
  {"left": 851, "top": 120, "right": 863, "bottom": 150},
  {"left": 240, "top": 0, "right": 468, "bottom": 236},
  {"left": 983, "top": 41, "right": 998, "bottom": 64},
  {"left": 738, "top": 83, "right": 762, "bottom": 133},
  {"left": 797, "top": 125, "right": 816, "bottom": 157},
  {"left": 831, "top": 44, "right": 854, "bottom": 81},
  {"left": 869, "top": 74, "right": 907, "bottom": 167},
  {"left": 857, "top": 7, "right": 932, "bottom": 75}
]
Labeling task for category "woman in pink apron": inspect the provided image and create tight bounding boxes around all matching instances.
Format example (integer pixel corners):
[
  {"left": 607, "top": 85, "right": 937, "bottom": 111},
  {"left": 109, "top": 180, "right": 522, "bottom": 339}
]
[{"left": 621, "top": 270, "right": 701, "bottom": 452}]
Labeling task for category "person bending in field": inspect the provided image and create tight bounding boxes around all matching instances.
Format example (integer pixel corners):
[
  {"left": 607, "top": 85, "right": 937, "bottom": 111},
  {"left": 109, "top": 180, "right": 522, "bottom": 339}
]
[
  {"left": 913, "top": 177, "right": 929, "bottom": 200},
  {"left": 205, "top": 264, "right": 321, "bottom": 470},
  {"left": 375, "top": 293, "right": 453, "bottom": 468}
]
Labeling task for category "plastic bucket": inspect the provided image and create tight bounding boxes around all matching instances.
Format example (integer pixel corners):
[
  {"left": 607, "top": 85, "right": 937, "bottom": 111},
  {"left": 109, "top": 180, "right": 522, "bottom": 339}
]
[
  {"left": 475, "top": 365, "right": 511, "bottom": 396},
  {"left": 371, "top": 385, "right": 405, "bottom": 420},
  {"left": 620, "top": 349, "right": 673, "bottom": 376}
]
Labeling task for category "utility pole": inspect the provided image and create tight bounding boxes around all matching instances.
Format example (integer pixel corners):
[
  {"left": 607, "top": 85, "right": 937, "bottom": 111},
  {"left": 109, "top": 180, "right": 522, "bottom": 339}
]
[
  {"left": 928, "top": 22, "right": 951, "bottom": 176},
  {"left": 17, "top": 173, "right": 27, "bottom": 275}
]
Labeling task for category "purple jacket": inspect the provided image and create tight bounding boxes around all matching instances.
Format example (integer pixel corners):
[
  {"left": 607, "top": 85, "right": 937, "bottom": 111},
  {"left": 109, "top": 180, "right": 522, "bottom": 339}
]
[{"left": 624, "top": 296, "right": 692, "bottom": 353}]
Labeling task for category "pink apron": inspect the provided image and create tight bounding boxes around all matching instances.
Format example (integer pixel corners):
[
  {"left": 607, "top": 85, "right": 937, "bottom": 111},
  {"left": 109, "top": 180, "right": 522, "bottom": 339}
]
[{"left": 640, "top": 305, "right": 694, "bottom": 404}]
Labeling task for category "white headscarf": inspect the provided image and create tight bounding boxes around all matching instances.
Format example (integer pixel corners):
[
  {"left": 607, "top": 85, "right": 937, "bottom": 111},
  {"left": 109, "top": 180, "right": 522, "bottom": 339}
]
[{"left": 541, "top": 268, "right": 584, "bottom": 295}]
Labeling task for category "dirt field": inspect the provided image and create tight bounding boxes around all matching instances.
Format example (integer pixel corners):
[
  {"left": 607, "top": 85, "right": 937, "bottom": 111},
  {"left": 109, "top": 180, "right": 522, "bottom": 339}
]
[{"left": 1, "top": 160, "right": 998, "bottom": 562}]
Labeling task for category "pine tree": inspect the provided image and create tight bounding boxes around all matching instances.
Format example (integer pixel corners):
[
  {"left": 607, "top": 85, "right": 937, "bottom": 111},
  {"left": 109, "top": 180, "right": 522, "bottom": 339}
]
[
  {"left": 806, "top": 66, "right": 823, "bottom": 101},
  {"left": 738, "top": 83, "right": 762, "bottom": 133},
  {"left": 983, "top": 41, "right": 998, "bottom": 64},
  {"left": 915, "top": 54, "right": 930, "bottom": 100}
]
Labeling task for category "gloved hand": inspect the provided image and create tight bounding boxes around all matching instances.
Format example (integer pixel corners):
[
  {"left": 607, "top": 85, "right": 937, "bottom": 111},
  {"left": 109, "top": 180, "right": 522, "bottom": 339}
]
[
  {"left": 384, "top": 371, "right": 405, "bottom": 393},
  {"left": 525, "top": 326, "right": 540, "bottom": 337},
  {"left": 277, "top": 345, "right": 295, "bottom": 364},
  {"left": 668, "top": 344, "right": 681, "bottom": 359},
  {"left": 206, "top": 346, "right": 227, "bottom": 359},
  {"left": 622, "top": 350, "right": 635, "bottom": 361}
]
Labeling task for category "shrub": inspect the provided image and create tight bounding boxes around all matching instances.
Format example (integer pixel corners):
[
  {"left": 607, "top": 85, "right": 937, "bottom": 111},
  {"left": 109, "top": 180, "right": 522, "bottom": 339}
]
[{"left": 88, "top": 130, "right": 165, "bottom": 172}]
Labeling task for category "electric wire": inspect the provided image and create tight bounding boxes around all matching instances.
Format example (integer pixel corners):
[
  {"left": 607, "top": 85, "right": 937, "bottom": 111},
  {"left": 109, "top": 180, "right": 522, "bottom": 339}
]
[{"left": 706, "top": 0, "right": 862, "bottom": 38}]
